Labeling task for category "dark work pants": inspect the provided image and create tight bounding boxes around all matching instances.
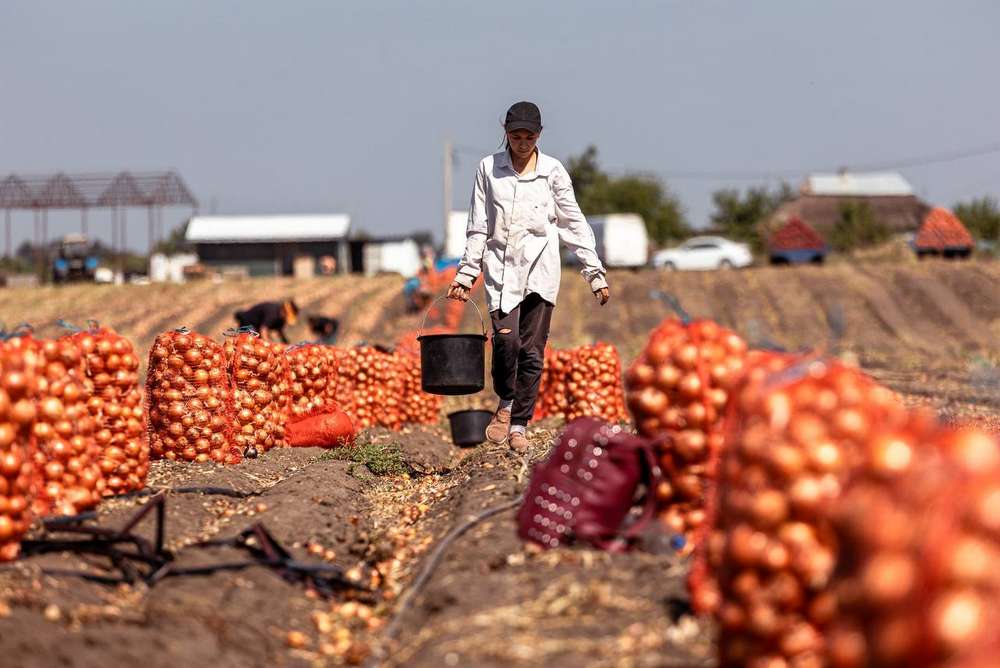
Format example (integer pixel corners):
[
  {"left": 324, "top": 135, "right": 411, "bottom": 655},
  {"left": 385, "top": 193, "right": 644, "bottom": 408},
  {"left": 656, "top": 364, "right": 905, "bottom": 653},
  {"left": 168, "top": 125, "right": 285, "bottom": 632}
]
[{"left": 490, "top": 293, "right": 554, "bottom": 427}]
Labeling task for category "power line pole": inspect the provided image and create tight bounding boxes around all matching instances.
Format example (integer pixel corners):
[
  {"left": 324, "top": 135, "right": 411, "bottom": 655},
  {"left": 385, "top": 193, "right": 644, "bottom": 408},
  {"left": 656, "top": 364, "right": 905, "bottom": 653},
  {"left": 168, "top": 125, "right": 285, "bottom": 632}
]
[{"left": 443, "top": 137, "right": 452, "bottom": 252}]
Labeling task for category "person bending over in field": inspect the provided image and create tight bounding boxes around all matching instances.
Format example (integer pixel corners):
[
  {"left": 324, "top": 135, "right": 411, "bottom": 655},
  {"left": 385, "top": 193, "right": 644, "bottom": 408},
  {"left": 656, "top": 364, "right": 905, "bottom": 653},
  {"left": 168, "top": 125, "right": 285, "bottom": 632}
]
[
  {"left": 307, "top": 314, "right": 340, "bottom": 344},
  {"left": 234, "top": 299, "right": 299, "bottom": 344},
  {"left": 447, "top": 101, "right": 609, "bottom": 453}
]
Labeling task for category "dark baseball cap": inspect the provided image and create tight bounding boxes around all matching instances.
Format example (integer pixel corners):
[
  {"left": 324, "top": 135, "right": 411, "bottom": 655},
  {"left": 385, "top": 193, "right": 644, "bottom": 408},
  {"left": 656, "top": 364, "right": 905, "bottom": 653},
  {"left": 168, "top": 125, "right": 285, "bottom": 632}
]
[{"left": 505, "top": 101, "right": 542, "bottom": 133}]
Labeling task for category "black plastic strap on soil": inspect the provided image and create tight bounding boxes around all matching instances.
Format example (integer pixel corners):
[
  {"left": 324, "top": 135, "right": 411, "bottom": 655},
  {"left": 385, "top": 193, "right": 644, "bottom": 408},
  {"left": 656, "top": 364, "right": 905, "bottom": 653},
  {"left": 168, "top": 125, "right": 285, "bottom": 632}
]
[{"left": 13, "top": 494, "right": 370, "bottom": 599}]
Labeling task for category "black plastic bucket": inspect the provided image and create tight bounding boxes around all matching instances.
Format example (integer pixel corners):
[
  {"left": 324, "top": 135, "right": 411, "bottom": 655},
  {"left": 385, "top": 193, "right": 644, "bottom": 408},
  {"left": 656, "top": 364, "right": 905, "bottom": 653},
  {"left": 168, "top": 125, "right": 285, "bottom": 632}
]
[
  {"left": 447, "top": 409, "right": 493, "bottom": 447},
  {"left": 417, "top": 297, "right": 487, "bottom": 396}
]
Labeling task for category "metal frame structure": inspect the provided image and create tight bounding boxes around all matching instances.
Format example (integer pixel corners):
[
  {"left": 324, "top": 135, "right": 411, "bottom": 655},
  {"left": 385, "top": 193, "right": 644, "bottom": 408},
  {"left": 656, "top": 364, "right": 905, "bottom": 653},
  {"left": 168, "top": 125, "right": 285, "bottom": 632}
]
[{"left": 0, "top": 170, "right": 198, "bottom": 265}]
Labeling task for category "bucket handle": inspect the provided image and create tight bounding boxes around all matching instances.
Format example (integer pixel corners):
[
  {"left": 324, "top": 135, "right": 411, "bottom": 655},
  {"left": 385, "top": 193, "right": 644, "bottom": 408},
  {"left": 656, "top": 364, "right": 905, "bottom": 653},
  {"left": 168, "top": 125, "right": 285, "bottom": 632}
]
[{"left": 419, "top": 295, "right": 486, "bottom": 338}]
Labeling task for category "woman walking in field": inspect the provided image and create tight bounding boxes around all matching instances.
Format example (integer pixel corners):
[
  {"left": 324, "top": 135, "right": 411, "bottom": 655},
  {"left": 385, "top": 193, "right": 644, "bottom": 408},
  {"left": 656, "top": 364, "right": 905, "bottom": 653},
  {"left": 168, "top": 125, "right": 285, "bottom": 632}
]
[{"left": 448, "top": 101, "right": 610, "bottom": 452}]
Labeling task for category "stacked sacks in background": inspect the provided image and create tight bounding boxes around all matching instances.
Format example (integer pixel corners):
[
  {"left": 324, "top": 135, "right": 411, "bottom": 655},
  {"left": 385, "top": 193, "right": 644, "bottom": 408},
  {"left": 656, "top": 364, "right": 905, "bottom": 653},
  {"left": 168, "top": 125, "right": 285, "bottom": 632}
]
[
  {"left": 223, "top": 330, "right": 289, "bottom": 457},
  {"left": 705, "top": 358, "right": 908, "bottom": 667},
  {"left": 146, "top": 329, "right": 240, "bottom": 465},
  {"left": 62, "top": 323, "right": 148, "bottom": 495},
  {"left": 915, "top": 207, "right": 974, "bottom": 255},
  {"left": 624, "top": 317, "right": 749, "bottom": 547},
  {"left": 0, "top": 337, "right": 39, "bottom": 560},
  {"left": 6, "top": 334, "right": 104, "bottom": 515},
  {"left": 827, "top": 422, "right": 1000, "bottom": 668}
]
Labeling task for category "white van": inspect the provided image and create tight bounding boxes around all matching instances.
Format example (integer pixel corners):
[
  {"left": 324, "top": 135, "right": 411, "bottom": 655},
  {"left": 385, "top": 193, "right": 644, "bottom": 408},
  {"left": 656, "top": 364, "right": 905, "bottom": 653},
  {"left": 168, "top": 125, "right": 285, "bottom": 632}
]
[{"left": 565, "top": 213, "right": 649, "bottom": 268}]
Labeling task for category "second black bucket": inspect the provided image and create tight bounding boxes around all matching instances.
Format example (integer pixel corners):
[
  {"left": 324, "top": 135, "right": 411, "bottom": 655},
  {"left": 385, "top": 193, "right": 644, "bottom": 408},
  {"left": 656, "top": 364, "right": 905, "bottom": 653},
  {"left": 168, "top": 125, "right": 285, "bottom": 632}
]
[
  {"left": 447, "top": 409, "right": 493, "bottom": 447},
  {"left": 418, "top": 297, "right": 487, "bottom": 396}
]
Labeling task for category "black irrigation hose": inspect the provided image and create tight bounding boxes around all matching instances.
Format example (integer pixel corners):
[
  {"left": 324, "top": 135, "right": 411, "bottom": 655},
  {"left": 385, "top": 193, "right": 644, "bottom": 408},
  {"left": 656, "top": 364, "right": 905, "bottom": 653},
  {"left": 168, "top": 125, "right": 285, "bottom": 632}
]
[{"left": 376, "top": 496, "right": 523, "bottom": 657}]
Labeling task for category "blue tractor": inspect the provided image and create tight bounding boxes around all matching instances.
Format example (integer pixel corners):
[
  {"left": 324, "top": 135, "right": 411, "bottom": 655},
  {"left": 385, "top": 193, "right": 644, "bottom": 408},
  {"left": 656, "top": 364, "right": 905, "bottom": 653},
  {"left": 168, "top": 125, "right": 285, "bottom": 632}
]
[{"left": 52, "top": 234, "right": 99, "bottom": 284}]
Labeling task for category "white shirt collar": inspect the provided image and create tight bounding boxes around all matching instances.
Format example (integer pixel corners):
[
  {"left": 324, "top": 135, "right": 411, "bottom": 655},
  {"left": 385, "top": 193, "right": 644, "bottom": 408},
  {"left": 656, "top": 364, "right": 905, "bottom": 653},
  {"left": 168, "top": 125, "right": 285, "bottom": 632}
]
[{"left": 495, "top": 149, "right": 556, "bottom": 177}]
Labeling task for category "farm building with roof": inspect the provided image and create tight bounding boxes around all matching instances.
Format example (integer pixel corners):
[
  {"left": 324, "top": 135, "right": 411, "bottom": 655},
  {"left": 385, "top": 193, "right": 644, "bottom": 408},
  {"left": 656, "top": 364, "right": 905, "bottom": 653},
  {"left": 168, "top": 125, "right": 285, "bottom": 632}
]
[
  {"left": 765, "top": 171, "right": 931, "bottom": 237},
  {"left": 185, "top": 214, "right": 351, "bottom": 277}
]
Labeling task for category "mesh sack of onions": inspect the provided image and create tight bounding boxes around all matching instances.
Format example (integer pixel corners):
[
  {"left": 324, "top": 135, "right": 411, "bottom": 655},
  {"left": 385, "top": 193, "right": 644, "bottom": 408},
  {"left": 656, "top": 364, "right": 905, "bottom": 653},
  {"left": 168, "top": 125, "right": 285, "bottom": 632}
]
[
  {"left": 7, "top": 334, "right": 105, "bottom": 516},
  {"left": 707, "top": 358, "right": 906, "bottom": 668},
  {"left": 827, "top": 422, "right": 1000, "bottom": 668},
  {"left": 340, "top": 346, "right": 404, "bottom": 430},
  {"left": 624, "top": 318, "right": 749, "bottom": 546},
  {"left": 564, "top": 343, "right": 629, "bottom": 423},
  {"left": 146, "top": 329, "right": 239, "bottom": 465},
  {"left": 270, "top": 343, "right": 293, "bottom": 420},
  {"left": 0, "top": 338, "right": 40, "bottom": 560},
  {"left": 223, "top": 330, "right": 289, "bottom": 457},
  {"left": 687, "top": 350, "right": 794, "bottom": 615},
  {"left": 396, "top": 350, "right": 443, "bottom": 425},
  {"left": 285, "top": 343, "right": 339, "bottom": 420},
  {"left": 395, "top": 330, "right": 447, "bottom": 425},
  {"left": 533, "top": 347, "right": 573, "bottom": 420},
  {"left": 330, "top": 347, "right": 358, "bottom": 420},
  {"left": 63, "top": 324, "right": 148, "bottom": 495}
]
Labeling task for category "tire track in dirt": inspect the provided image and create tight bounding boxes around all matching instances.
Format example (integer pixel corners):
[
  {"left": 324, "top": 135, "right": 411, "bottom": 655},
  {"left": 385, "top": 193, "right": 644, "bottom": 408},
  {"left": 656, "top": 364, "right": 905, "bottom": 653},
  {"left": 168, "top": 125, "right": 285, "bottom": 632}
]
[
  {"left": 845, "top": 265, "right": 939, "bottom": 356},
  {"left": 737, "top": 269, "right": 800, "bottom": 350},
  {"left": 925, "top": 261, "right": 1000, "bottom": 323},
  {"left": 737, "top": 268, "right": 824, "bottom": 351},
  {"left": 791, "top": 267, "right": 892, "bottom": 356},
  {"left": 709, "top": 270, "right": 798, "bottom": 347},
  {"left": 888, "top": 265, "right": 992, "bottom": 350}
]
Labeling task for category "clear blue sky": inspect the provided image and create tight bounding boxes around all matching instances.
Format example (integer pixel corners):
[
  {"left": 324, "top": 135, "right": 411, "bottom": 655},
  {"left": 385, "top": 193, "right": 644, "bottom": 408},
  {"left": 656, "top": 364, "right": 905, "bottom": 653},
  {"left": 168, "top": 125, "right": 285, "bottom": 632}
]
[{"left": 2, "top": 1, "right": 998, "bottom": 251}]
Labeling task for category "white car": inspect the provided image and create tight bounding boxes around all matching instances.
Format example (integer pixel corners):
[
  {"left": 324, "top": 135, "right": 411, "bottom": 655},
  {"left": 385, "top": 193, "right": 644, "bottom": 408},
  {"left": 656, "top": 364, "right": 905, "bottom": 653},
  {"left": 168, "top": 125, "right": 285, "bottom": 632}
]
[{"left": 652, "top": 236, "right": 753, "bottom": 271}]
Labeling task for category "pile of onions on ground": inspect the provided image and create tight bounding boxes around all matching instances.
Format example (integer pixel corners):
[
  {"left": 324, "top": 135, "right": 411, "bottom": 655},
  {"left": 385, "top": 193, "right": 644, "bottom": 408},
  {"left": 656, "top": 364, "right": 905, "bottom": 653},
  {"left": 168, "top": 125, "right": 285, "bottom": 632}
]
[
  {"left": 146, "top": 329, "right": 239, "bottom": 465},
  {"left": 394, "top": 331, "right": 444, "bottom": 425},
  {"left": 624, "top": 318, "right": 749, "bottom": 546},
  {"left": 0, "top": 340, "right": 39, "bottom": 560},
  {"left": 335, "top": 346, "right": 404, "bottom": 431},
  {"left": 827, "top": 422, "right": 1000, "bottom": 668},
  {"left": 224, "top": 332, "right": 289, "bottom": 457},
  {"left": 63, "top": 325, "right": 148, "bottom": 495},
  {"left": 533, "top": 344, "right": 627, "bottom": 422},
  {"left": 8, "top": 335, "right": 105, "bottom": 516},
  {"left": 703, "top": 358, "right": 908, "bottom": 667},
  {"left": 285, "top": 343, "right": 339, "bottom": 420}
]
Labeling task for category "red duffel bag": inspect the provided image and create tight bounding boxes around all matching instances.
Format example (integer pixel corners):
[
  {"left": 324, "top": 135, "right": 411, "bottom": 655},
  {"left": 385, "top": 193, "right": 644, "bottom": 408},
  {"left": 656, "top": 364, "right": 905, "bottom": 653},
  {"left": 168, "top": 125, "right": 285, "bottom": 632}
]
[
  {"left": 287, "top": 409, "right": 355, "bottom": 448},
  {"left": 517, "top": 417, "right": 662, "bottom": 551}
]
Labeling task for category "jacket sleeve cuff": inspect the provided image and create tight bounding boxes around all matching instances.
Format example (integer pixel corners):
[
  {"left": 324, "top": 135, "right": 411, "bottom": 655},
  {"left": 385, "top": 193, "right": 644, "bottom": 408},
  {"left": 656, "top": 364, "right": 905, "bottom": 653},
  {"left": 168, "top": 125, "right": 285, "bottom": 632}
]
[
  {"left": 453, "top": 271, "right": 475, "bottom": 289},
  {"left": 589, "top": 275, "right": 608, "bottom": 292}
]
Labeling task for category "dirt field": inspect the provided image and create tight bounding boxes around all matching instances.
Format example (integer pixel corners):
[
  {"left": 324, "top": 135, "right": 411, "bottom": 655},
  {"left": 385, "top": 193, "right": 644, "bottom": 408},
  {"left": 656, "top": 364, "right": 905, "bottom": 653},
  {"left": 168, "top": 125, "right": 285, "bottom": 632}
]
[{"left": 1, "top": 261, "right": 999, "bottom": 667}]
